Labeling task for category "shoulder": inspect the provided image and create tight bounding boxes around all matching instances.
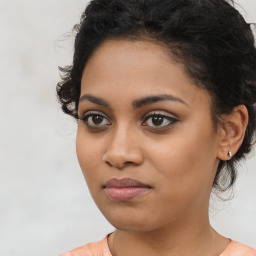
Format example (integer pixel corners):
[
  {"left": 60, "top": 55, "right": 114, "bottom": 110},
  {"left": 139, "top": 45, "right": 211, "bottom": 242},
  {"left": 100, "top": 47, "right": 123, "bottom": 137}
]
[
  {"left": 58, "top": 235, "right": 112, "bottom": 256},
  {"left": 220, "top": 240, "right": 256, "bottom": 256}
]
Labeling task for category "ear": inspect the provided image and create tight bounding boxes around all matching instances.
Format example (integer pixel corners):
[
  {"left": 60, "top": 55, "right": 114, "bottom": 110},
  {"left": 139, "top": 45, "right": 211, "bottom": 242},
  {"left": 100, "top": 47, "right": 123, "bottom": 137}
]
[{"left": 217, "top": 105, "right": 248, "bottom": 161}]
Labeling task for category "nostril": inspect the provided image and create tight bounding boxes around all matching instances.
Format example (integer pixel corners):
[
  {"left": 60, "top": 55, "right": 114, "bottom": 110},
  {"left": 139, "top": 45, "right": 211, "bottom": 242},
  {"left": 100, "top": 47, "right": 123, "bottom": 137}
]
[
  {"left": 124, "top": 161, "right": 133, "bottom": 165},
  {"left": 102, "top": 143, "right": 144, "bottom": 168},
  {"left": 105, "top": 161, "right": 113, "bottom": 167},
  {"left": 104, "top": 160, "right": 135, "bottom": 169}
]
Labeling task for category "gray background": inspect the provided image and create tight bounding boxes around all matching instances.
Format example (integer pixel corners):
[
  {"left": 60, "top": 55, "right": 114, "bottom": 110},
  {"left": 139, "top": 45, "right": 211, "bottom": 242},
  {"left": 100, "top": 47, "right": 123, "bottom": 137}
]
[{"left": 0, "top": 0, "right": 255, "bottom": 255}]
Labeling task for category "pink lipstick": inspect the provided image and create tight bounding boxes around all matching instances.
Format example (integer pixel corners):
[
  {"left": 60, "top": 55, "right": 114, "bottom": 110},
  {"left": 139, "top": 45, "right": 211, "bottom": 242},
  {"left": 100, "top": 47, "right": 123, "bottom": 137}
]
[{"left": 103, "top": 178, "right": 151, "bottom": 202}]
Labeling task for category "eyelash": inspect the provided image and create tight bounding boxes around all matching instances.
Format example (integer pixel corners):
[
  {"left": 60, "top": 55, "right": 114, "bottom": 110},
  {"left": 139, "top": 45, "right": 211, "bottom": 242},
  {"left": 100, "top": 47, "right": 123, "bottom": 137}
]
[
  {"left": 79, "top": 111, "right": 178, "bottom": 129},
  {"left": 79, "top": 111, "right": 111, "bottom": 128},
  {"left": 142, "top": 112, "right": 178, "bottom": 128}
]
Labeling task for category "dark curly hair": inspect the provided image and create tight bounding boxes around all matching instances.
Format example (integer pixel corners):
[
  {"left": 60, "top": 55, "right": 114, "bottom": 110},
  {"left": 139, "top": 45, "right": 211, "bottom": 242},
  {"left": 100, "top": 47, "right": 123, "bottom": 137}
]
[{"left": 56, "top": 0, "right": 256, "bottom": 193}]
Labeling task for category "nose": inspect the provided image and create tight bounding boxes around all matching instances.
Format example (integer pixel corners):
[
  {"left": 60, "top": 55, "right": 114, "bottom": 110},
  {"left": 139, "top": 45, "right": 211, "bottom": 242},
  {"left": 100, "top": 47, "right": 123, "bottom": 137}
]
[{"left": 102, "top": 125, "right": 144, "bottom": 169}]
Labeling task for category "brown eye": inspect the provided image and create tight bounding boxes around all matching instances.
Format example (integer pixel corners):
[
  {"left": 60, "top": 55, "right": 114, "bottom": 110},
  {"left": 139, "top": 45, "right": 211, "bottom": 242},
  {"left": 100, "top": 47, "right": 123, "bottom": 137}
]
[
  {"left": 142, "top": 113, "right": 177, "bottom": 128},
  {"left": 92, "top": 115, "right": 104, "bottom": 125},
  {"left": 79, "top": 112, "right": 111, "bottom": 127},
  {"left": 152, "top": 116, "right": 164, "bottom": 126}
]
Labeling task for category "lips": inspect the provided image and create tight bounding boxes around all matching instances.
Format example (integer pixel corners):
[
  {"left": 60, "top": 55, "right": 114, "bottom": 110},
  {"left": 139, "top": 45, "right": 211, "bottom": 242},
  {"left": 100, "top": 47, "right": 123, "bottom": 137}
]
[{"left": 103, "top": 178, "right": 151, "bottom": 202}]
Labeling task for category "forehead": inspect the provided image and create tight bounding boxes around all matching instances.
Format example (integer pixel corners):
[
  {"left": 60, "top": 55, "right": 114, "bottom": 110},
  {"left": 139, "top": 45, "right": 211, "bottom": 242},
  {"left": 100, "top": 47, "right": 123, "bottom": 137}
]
[{"left": 80, "top": 39, "right": 212, "bottom": 110}]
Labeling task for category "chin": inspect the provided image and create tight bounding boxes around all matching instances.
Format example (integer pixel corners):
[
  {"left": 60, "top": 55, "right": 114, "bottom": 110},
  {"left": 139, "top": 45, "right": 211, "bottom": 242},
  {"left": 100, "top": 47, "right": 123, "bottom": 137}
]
[
  {"left": 111, "top": 220, "right": 153, "bottom": 232},
  {"left": 100, "top": 207, "right": 163, "bottom": 233}
]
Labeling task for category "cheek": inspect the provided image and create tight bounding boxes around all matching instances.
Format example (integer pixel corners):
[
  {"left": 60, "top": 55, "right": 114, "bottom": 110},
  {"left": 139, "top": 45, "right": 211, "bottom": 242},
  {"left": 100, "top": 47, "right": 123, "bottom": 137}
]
[
  {"left": 146, "top": 123, "right": 217, "bottom": 199},
  {"left": 76, "top": 126, "right": 105, "bottom": 185}
]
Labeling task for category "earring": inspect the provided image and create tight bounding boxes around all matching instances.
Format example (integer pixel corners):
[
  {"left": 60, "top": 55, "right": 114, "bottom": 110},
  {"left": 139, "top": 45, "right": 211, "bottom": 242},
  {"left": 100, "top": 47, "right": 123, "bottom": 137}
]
[{"left": 228, "top": 151, "right": 232, "bottom": 158}]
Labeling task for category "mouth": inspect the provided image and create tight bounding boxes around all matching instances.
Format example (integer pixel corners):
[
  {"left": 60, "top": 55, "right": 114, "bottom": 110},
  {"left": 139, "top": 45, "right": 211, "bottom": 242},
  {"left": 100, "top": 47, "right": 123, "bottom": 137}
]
[{"left": 103, "top": 178, "right": 152, "bottom": 202}]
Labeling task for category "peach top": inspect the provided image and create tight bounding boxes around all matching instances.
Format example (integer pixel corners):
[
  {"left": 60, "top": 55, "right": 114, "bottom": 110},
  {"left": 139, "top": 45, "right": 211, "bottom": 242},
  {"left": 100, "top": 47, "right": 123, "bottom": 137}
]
[{"left": 59, "top": 235, "right": 256, "bottom": 256}]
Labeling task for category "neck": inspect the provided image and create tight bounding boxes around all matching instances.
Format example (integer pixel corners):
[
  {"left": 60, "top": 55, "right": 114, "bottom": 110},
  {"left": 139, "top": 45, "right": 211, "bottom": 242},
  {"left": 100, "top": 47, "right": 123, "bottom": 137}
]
[{"left": 108, "top": 211, "right": 229, "bottom": 256}]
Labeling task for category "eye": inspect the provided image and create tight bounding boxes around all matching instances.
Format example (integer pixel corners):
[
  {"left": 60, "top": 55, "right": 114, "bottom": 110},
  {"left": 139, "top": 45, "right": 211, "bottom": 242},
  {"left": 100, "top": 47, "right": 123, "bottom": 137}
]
[
  {"left": 79, "top": 111, "right": 111, "bottom": 128},
  {"left": 142, "top": 113, "right": 177, "bottom": 128}
]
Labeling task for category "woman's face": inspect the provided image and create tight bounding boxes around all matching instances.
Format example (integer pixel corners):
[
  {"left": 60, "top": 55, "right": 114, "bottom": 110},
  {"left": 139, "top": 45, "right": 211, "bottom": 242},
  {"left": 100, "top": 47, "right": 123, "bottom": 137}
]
[{"left": 76, "top": 39, "right": 221, "bottom": 231}]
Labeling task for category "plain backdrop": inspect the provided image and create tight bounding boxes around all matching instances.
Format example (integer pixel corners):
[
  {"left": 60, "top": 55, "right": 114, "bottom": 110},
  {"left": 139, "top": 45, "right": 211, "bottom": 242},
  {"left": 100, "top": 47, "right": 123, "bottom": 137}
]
[{"left": 0, "top": 0, "right": 255, "bottom": 255}]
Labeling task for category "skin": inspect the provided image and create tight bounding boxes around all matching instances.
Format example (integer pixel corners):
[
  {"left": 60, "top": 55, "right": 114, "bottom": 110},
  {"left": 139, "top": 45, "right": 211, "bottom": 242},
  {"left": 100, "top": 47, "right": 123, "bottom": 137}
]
[{"left": 76, "top": 39, "right": 248, "bottom": 256}]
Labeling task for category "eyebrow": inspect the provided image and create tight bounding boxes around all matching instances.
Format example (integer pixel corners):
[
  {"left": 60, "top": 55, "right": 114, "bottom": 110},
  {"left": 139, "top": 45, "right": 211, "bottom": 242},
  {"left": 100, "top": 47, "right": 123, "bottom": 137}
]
[
  {"left": 79, "top": 93, "right": 189, "bottom": 109},
  {"left": 132, "top": 94, "right": 189, "bottom": 108},
  {"left": 79, "top": 94, "right": 111, "bottom": 108}
]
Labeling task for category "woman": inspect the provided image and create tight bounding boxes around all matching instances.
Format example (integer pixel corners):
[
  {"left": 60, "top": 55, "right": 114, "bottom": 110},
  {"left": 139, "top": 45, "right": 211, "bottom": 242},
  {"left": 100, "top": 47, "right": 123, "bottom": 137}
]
[{"left": 57, "top": 0, "right": 256, "bottom": 255}]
